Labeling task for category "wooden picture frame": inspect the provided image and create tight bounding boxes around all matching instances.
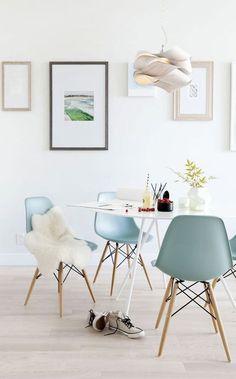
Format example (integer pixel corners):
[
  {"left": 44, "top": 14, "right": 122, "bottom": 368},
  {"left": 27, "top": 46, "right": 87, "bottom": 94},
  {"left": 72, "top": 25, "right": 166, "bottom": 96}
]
[
  {"left": 2, "top": 61, "right": 31, "bottom": 111},
  {"left": 173, "top": 61, "right": 213, "bottom": 121}
]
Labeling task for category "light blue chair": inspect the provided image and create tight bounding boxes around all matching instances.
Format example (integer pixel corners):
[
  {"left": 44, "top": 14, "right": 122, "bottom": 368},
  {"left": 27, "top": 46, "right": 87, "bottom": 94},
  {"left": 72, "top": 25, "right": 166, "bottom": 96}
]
[
  {"left": 153, "top": 215, "right": 233, "bottom": 362},
  {"left": 24, "top": 196, "right": 97, "bottom": 317},
  {"left": 210, "top": 235, "right": 236, "bottom": 310},
  {"left": 93, "top": 191, "right": 152, "bottom": 296},
  {"left": 227, "top": 235, "right": 236, "bottom": 277}
]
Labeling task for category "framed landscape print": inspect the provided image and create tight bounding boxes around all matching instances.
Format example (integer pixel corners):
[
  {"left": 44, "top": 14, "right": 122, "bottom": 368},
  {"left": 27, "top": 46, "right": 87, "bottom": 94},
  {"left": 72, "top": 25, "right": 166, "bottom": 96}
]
[
  {"left": 173, "top": 61, "right": 213, "bottom": 121},
  {"left": 2, "top": 61, "right": 31, "bottom": 111},
  {"left": 50, "top": 61, "right": 108, "bottom": 150}
]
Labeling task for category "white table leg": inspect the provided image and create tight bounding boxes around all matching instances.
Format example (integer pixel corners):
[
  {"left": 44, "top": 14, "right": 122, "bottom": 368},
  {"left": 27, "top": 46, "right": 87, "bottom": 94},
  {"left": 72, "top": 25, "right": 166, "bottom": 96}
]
[
  {"left": 155, "top": 219, "right": 167, "bottom": 288},
  {"left": 155, "top": 218, "right": 161, "bottom": 248},
  {"left": 116, "top": 219, "right": 154, "bottom": 301},
  {"left": 124, "top": 218, "right": 146, "bottom": 315},
  {"left": 220, "top": 275, "right": 236, "bottom": 311}
]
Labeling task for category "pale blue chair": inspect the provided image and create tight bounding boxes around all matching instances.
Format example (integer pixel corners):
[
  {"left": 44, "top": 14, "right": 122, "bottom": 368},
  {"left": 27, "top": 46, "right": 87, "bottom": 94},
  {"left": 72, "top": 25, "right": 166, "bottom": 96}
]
[
  {"left": 227, "top": 235, "right": 236, "bottom": 277},
  {"left": 153, "top": 215, "right": 233, "bottom": 362},
  {"left": 93, "top": 191, "right": 153, "bottom": 295},
  {"left": 210, "top": 235, "right": 236, "bottom": 310},
  {"left": 24, "top": 196, "right": 96, "bottom": 317}
]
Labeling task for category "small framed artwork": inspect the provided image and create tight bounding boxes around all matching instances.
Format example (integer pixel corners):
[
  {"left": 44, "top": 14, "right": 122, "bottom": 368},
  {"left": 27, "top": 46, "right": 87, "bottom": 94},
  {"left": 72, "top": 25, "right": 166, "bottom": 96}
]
[
  {"left": 230, "top": 62, "right": 236, "bottom": 151},
  {"left": 50, "top": 61, "right": 108, "bottom": 150},
  {"left": 2, "top": 61, "right": 31, "bottom": 111},
  {"left": 127, "top": 62, "right": 157, "bottom": 97},
  {"left": 173, "top": 61, "right": 213, "bottom": 121}
]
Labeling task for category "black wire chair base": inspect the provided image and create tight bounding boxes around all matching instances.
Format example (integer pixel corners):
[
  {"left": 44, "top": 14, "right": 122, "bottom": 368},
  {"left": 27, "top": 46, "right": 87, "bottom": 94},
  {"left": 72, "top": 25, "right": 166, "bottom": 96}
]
[
  {"left": 101, "top": 242, "right": 143, "bottom": 269},
  {"left": 156, "top": 277, "right": 231, "bottom": 361},
  {"left": 166, "top": 280, "right": 216, "bottom": 320},
  {"left": 53, "top": 263, "right": 84, "bottom": 284},
  {"left": 221, "top": 263, "right": 236, "bottom": 281}
]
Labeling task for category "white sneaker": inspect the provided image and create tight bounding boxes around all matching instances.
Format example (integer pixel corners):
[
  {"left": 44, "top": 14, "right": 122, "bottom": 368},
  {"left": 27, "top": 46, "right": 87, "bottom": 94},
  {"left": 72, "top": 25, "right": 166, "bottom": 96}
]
[
  {"left": 87, "top": 309, "right": 108, "bottom": 332},
  {"left": 107, "top": 311, "right": 145, "bottom": 339}
]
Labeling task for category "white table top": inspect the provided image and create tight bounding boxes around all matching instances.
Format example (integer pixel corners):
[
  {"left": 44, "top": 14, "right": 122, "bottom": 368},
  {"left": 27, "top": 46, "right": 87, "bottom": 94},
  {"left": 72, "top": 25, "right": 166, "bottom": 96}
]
[{"left": 67, "top": 201, "right": 236, "bottom": 220}]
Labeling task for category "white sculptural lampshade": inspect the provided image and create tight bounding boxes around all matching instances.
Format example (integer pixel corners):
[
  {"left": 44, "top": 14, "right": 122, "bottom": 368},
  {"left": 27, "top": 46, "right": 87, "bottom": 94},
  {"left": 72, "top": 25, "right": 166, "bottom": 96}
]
[{"left": 134, "top": 46, "right": 192, "bottom": 92}]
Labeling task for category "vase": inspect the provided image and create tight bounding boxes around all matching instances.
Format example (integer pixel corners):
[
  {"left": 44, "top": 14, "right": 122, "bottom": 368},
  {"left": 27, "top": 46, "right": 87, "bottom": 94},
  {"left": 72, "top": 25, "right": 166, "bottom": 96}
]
[{"left": 187, "top": 187, "right": 211, "bottom": 211}]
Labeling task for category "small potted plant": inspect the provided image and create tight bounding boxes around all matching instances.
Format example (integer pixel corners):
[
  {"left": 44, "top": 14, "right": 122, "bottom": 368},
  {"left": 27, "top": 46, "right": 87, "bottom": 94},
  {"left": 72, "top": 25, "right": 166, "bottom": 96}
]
[{"left": 171, "top": 160, "right": 215, "bottom": 211}]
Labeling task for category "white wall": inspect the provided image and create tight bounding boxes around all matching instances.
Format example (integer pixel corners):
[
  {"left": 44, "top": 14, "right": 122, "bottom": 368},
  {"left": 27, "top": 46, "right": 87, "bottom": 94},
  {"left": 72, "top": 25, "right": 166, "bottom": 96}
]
[{"left": 1, "top": 0, "right": 236, "bottom": 265}]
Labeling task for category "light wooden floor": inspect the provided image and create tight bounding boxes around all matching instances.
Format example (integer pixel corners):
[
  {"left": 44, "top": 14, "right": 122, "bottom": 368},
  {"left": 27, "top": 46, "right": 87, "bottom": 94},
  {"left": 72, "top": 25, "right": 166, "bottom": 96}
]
[{"left": 1, "top": 265, "right": 236, "bottom": 379}]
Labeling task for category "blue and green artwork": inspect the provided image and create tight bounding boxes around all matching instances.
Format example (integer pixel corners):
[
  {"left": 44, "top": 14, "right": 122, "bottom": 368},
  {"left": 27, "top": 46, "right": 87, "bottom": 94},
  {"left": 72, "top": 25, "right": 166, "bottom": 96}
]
[{"left": 64, "top": 91, "right": 94, "bottom": 121}]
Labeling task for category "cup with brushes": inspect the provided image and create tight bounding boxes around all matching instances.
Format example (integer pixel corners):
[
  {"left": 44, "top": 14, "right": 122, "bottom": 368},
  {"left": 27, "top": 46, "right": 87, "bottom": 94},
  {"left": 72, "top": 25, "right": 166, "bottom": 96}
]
[{"left": 151, "top": 181, "right": 174, "bottom": 212}]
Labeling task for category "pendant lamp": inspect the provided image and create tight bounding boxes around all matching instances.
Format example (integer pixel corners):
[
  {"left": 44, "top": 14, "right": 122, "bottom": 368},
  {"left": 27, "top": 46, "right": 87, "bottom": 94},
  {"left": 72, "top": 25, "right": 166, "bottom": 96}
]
[{"left": 134, "top": 46, "right": 192, "bottom": 93}]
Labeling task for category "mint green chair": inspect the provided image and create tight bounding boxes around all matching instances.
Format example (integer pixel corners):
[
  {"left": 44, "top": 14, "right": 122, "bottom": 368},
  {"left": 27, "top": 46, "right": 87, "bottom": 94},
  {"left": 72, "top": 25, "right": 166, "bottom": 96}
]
[
  {"left": 211, "top": 235, "right": 236, "bottom": 310},
  {"left": 24, "top": 196, "right": 96, "bottom": 317},
  {"left": 153, "top": 215, "right": 233, "bottom": 362},
  {"left": 93, "top": 191, "right": 152, "bottom": 296},
  {"left": 226, "top": 235, "right": 236, "bottom": 277},
  {"left": 229, "top": 235, "right": 236, "bottom": 259}
]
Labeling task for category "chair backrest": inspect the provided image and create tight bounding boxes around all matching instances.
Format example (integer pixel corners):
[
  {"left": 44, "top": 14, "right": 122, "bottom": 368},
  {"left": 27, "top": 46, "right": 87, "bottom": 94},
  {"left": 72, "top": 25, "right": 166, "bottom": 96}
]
[
  {"left": 94, "top": 192, "right": 139, "bottom": 242},
  {"left": 154, "top": 215, "right": 233, "bottom": 281},
  {"left": 25, "top": 196, "right": 54, "bottom": 233}
]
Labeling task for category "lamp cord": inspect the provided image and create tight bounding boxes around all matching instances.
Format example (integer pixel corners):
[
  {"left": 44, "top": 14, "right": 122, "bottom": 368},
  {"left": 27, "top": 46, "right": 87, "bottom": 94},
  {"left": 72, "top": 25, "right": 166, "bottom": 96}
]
[
  {"left": 160, "top": 0, "right": 168, "bottom": 51},
  {"left": 161, "top": 25, "right": 168, "bottom": 52}
]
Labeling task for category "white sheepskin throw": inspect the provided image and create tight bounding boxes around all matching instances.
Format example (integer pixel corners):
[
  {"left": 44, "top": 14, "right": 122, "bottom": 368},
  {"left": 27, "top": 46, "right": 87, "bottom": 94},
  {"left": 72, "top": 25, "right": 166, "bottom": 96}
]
[{"left": 24, "top": 206, "right": 91, "bottom": 275}]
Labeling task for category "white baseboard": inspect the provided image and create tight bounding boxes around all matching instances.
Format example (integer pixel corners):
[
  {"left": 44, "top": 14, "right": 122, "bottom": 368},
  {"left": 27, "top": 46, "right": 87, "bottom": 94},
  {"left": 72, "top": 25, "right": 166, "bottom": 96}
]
[
  {"left": 0, "top": 251, "right": 154, "bottom": 266},
  {"left": 0, "top": 253, "right": 37, "bottom": 266}
]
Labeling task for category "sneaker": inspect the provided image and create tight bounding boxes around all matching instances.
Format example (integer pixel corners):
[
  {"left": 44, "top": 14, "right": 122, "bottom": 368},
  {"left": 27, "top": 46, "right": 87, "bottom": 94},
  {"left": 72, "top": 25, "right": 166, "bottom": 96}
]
[
  {"left": 107, "top": 311, "right": 145, "bottom": 339},
  {"left": 86, "top": 309, "right": 96, "bottom": 328},
  {"left": 93, "top": 311, "right": 109, "bottom": 331},
  {"left": 86, "top": 309, "right": 108, "bottom": 331}
]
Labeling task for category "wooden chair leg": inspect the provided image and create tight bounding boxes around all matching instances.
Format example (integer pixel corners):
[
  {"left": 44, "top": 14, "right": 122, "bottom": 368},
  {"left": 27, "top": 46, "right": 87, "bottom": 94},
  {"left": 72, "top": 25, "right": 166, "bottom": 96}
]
[
  {"left": 110, "top": 243, "right": 119, "bottom": 296},
  {"left": 57, "top": 263, "right": 61, "bottom": 294},
  {"left": 58, "top": 262, "right": 63, "bottom": 318},
  {"left": 82, "top": 269, "right": 96, "bottom": 303},
  {"left": 204, "top": 283, "right": 218, "bottom": 333},
  {"left": 204, "top": 278, "right": 219, "bottom": 308},
  {"left": 139, "top": 254, "right": 153, "bottom": 290},
  {"left": 24, "top": 268, "right": 40, "bottom": 306},
  {"left": 158, "top": 279, "right": 178, "bottom": 357},
  {"left": 93, "top": 241, "right": 110, "bottom": 283},
  {"left": 155, "top": 277, "right": 173, "bottom": 329},
  {"left": 212, "top": 278, "right": 218, "bottom": 290},
  {"left": 208, "top": 284, "right": 231, "bottom": 362}
]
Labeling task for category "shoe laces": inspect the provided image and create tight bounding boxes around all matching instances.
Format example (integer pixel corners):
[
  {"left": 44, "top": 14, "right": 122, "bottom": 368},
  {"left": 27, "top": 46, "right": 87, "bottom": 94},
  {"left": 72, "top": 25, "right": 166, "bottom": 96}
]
[
  {"left": 119, "top": 316, "right": 134, "bottom": 329},
  {"left": 104, "top": 314, "right": 134, "bottom": 336}
]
